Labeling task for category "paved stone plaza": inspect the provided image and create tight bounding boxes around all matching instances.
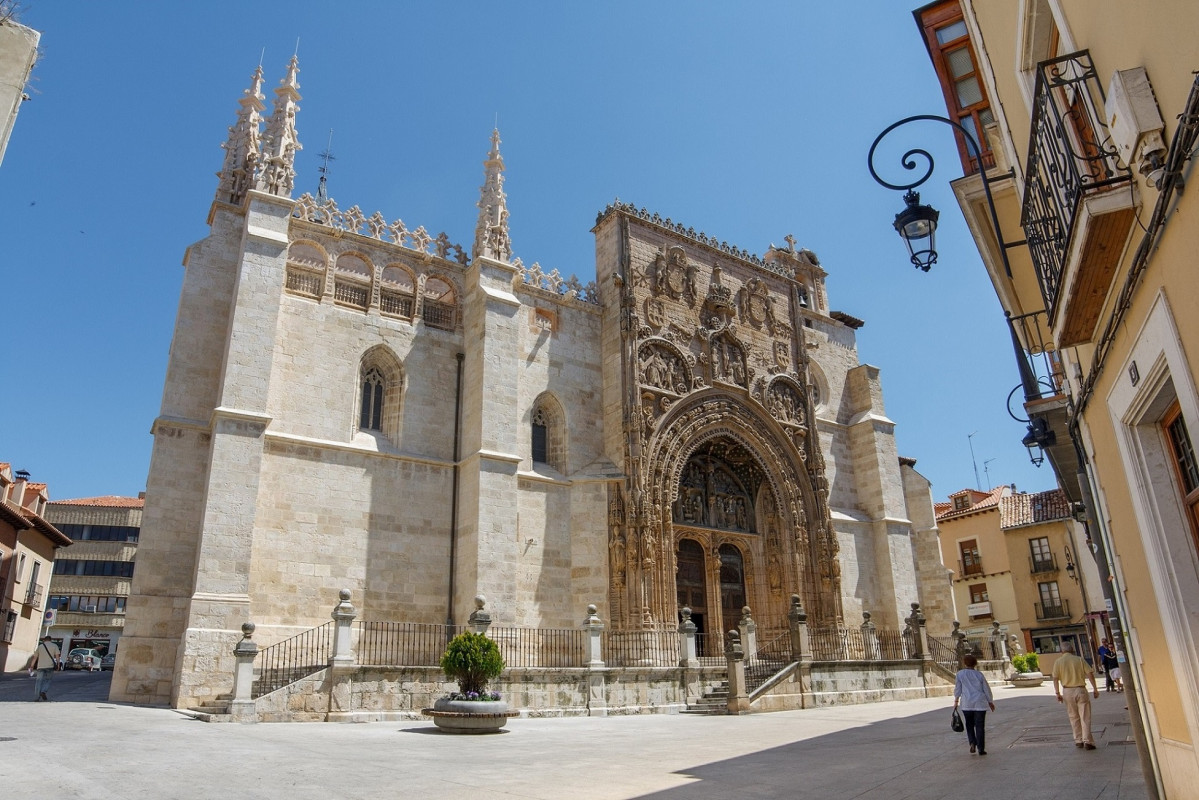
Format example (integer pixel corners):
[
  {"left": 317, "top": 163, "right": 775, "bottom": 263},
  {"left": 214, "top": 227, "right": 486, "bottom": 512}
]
[{"left": 0, "top": 671, "right": 1147, "bottom": 799}]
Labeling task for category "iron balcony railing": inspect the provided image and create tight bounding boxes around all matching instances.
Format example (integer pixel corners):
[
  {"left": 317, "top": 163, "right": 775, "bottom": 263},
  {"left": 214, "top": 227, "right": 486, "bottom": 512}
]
[
  {"left": 1021, "top": 50, "right": 1132, "bottom": 317},
  {"left": 24, "top": 583, "right": 44, "bottom": 608},
  {"left": 1030, "top": 554, "right": 1059, "bottom": 574},
  {"left": 1008, "top": 310, "right": 1069, "bottom": 399},
  {"left": 1036, "top": 599, "right": 1071, "bottom": 621},
  {"left": 958, "top": 558, "right": 984, "bottom": 577}
]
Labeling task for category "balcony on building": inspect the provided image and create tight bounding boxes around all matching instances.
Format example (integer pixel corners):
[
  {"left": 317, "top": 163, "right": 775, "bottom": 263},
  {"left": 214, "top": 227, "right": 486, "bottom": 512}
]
[
  {"left": 24, "top": 582, "right": 44, "bottom": 608},
  {"left": 958, "top": 558, "right": 984, "bottom": 577},
  {"left": 1021, "top": 50, "right": 1137, "bottom": 349},
  {"left": 1030, "top": 553, "right": 1059, "bottom": 575},
  {"left": 1009, "top": 308, "right": 1085, "bottom": 501},
  {"left": 1035, "top": 598, "right": 1072, "bottom": 621}
]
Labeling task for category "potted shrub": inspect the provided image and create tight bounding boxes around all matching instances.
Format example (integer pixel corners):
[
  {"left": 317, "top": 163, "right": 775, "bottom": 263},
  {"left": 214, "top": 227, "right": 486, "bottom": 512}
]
[
  {"left": 1009, "top": 652, "right": 1045, "bottom": 687},
  {"left": 424, "top": 632, "right": 511, "bottom": 733}
]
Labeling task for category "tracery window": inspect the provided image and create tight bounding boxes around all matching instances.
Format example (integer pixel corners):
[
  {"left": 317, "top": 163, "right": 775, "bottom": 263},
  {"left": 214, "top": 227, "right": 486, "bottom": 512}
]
[
  {"left": 529, "top": 395, "right": 566, "bottom": 472},
  {"left": 360, "top": 367, "right": 385, "bottom": 431},
  {"left": 532, "top": 406, "right": 549, "bottom": 464}
]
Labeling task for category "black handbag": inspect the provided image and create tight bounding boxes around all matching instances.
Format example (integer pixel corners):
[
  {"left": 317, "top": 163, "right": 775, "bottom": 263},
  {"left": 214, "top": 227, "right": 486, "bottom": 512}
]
[{"left": 951, "top": 708, "right": 965, "bottom": 732}]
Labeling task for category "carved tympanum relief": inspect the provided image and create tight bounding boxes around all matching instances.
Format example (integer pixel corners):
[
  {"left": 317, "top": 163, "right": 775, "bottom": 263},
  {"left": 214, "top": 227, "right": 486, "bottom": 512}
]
[
  {"left": 639, "top": 342, "right": 690, "bottom": 395},
  {"left": 709, "top": 333, "right": 748, "bottom": 388}
]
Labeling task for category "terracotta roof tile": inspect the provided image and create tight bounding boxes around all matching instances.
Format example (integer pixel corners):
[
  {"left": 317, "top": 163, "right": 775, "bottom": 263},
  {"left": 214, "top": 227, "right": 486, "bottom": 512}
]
[
  {"left": 51, "top": 495, "right": 145, "bottom": 508},
  {"left": 1000, "top": 489, "right": 1072, "bottom": 529},
  {"left": 936, "top": 485, "right": 1008, "bottom": 522}
]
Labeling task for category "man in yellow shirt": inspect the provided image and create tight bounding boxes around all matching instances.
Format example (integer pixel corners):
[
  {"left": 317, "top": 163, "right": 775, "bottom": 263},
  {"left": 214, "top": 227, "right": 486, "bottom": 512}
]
[{"left": 1051, "top": 640, "right": 1100, "bottom": 749}]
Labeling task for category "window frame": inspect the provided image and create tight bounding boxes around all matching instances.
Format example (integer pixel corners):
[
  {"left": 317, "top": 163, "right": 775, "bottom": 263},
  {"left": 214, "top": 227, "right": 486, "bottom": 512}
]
[{"left": 919, "top": 1, "right": 996, "bottom": 174}]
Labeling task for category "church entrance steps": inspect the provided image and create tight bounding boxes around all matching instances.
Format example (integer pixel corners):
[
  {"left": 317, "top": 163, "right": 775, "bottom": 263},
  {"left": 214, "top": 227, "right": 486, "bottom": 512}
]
[{"left": 683, "top": 680, "right": 730, "bottom": 715}]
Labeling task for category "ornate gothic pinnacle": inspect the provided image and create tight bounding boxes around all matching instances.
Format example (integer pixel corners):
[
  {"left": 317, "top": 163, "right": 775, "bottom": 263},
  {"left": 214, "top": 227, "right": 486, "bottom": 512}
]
[
  {"left": 215, "top": 65, "right": 266, "bottom": 206},
  {"left": 256, "top": 56, "right": 303, "bottom": 198},
  {"left": 473, "top": 128, "right": 512, "bottom": 262}
]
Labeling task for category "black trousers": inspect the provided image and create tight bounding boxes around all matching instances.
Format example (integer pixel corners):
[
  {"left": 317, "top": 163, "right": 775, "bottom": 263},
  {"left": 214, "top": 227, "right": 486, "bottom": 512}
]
[{"left": 963, "top": 709, "right": 987, "bottom": 752}]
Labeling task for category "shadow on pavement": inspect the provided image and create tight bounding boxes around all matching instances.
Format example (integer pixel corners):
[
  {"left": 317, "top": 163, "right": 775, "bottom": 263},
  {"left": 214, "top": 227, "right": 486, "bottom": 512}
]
[{"left": 632, "top": 693, "right": 1147, "bottom": 800}]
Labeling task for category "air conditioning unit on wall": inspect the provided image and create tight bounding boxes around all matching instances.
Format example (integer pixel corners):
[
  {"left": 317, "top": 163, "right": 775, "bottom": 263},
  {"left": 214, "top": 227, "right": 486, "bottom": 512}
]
[{"left": 84, "top": 605, "right": 97, "bottom": 613}]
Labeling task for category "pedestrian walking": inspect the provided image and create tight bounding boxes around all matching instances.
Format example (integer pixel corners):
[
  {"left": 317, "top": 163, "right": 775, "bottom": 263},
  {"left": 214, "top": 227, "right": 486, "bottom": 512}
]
[
  {"left": 24, "top": 635, "right": 60, "bottom": 702},
  {"left": 1051, "top": 640, "right": 1100, "bottom": 749},
  {"left": 954, "top": 653, "right": 995, "bottom": 755},
  {"left": 1097, "top": 639, "right": 1118, "bottom": 691}
]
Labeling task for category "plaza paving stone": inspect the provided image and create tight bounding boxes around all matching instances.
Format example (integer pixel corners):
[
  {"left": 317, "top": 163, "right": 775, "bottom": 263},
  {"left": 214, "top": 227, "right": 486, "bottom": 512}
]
[{"left": 0, "top": 671, "right": 1148, "bottom": 799}]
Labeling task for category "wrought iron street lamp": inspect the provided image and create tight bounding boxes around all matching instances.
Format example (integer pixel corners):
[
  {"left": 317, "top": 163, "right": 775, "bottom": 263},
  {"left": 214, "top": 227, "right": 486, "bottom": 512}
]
[
  {"left": 1021, "top": 416, "right": 1057, "bottom": 467},
  {"left": 868, "top": 114, "right": 1011, "bottom": 277}
]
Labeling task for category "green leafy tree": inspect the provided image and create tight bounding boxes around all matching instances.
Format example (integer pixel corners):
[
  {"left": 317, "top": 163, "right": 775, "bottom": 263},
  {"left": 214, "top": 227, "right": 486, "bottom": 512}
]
[{"left": 440, "top": 632, "right": 505, "bottom": 695}]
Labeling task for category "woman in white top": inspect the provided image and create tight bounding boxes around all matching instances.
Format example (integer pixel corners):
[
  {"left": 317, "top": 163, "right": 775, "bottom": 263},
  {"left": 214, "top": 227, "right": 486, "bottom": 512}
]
[{"left": 954, "top": 653, "right": 995, "bottom": 754}]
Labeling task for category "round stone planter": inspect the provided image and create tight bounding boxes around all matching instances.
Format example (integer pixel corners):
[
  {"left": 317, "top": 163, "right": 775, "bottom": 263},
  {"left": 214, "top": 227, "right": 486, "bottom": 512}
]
[
  {"left": 423, "top": 698, "right": 513, "bottom": 734},
  {"left": 1009, "top": 671, "right": 1045, "bottom": 688}
]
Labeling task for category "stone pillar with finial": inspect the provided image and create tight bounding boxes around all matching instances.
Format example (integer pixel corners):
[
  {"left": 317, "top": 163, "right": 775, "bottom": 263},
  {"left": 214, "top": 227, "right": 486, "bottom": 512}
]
[
  {"left": 330, "top": 588, "right": 357, "bottom": 668},
  {"left": 991, "top": 620, "right": 1008, "bottom": 662},
  {"left": 861, "top": 611, "right": 880, "bottom": 661},
  {"left": 468, "top": 595, "right": 492, "bottom": 635},
  {"left": 583, "top": 604, "right": 607, "bottom": 717},
  {"left": 951, "top": 620, "right": 969, "bottom": 666},
  {"left": 326, "top": 589, "right": 360, "bottom": 722},
  {"left": 788, "top": 594, "right": 810, "bottom": 663},
  {"left": 583, "top": 604, "right": 605, "bottom": 667},
  {"left": 725, "top": 629, "right": 750, "bottom": 715},
  {"left": 229, "top": 622, "right": 258, "bottom": 723},
  {"left": 679, "top": 607, "right": 699, "bottom": 668},
  {"left": 738, "top": 606, "right": 757, "bottom": 656}
]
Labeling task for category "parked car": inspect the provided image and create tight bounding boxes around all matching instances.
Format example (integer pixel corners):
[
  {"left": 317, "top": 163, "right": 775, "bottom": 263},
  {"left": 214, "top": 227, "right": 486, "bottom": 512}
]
[
  {"left": 100, "top": 653, "right": 116, "bottom": 671},
  {"left": 66, "top": 648, "right": 102, "bottom": 671}
]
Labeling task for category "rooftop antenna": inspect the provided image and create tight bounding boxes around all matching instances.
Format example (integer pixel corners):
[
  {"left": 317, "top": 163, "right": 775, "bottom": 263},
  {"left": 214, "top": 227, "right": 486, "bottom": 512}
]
[
  {"left": 968, "top": 431, "right": 981, "bottom": 491},
  {"left": 316, "top": 129, "right": 334, "bottom": 202},
  {"left": 983, "top": 458, "right": 997, "bottom": 491}
]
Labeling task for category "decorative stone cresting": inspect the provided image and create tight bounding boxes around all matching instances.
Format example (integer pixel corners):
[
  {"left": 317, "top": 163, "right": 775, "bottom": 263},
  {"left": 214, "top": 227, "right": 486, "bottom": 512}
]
[
  {"left": 514, "top": 258, "right": 600, "bottom": 305},
  {"left": 291, "top": 193, "right": 469, "bottom": 264},
  {"left": 595, "top": 199, "right": 794, "bottom": 279}
]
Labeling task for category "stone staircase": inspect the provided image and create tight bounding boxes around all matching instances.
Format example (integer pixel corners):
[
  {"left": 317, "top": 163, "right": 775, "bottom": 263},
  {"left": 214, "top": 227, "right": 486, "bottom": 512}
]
[
  {"left": 182, "top": 693, "right": 233, "bottom": 722},
  {"left": 683, "top": 681, "right": 729, "bottom": 715}
]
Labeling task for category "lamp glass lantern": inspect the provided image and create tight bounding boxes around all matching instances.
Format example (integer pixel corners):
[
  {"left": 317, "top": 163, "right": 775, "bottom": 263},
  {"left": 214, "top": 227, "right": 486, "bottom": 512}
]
[
  {"left": 1022, "top": 417, "right": 1057, "bottom": 468},
  {"left": 893, "top": 189, "right": 940, "bottom": 271}
]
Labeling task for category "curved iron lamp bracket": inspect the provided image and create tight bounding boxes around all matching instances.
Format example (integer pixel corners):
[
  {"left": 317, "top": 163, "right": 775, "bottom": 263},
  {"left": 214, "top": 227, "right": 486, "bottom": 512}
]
[{"left": 867, "top": 114, "right": 1015, "bottom": 278}]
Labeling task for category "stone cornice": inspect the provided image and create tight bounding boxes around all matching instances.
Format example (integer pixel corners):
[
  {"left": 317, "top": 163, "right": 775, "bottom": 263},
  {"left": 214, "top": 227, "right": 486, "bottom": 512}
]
[{"left": 264, "top": 430, "right": 454, "bottom": 469}]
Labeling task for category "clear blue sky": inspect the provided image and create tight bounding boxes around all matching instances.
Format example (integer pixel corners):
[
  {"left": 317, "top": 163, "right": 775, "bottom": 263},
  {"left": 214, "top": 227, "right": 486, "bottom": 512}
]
[{"left": 1, "top": 1, "right": 1057, "bottom": 503}]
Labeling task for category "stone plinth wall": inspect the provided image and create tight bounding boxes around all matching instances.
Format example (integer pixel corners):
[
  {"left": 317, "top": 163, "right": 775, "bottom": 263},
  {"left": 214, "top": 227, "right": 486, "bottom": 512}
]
[
  {"left": 251, "top": 664, "right": 728, "bottom": 723},
  {"left": 751, "top": 660, "right": 956, "bottom": 713}
]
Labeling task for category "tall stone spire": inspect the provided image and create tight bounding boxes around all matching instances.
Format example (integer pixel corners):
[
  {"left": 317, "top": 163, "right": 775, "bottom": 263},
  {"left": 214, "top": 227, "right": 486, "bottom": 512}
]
[
  {"left": 256, "top": 56, "right": 303, "bottom": 197},
  {"left": 473, "top": 128, "right": 512, "bottom": 262},
  {"left": 215, "top": 66, "right": 265, "bottom": 206}
]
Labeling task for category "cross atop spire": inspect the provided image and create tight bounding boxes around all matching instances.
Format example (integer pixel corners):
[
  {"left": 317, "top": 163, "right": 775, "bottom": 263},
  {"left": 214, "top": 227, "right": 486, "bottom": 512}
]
[
  {"left": 473, "top": 128, "right": 512, "bottom": 262},
  {"left": 215, "top": 65, "right": 266, "bottom": 206},
  {"left": 256, "top": 56, "right": 303, "bottom": 198}
]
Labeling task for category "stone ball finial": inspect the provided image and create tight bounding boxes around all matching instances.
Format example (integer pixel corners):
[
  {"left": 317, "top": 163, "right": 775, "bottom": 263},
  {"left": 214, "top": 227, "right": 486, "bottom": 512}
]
[
  {"left": 681, "top": 606, "right": 692, "bottom": 620},
  {"left": 241, "top": 621, "right": 256, "bottom": 639},
  {"left": 475, "top": 595, "right": 487, "bottom": 611},
  {"left": 339, "top": 588, "right": 352, "bottom": 602},
  {"left": 791, "top": 594, "right": 801, "bottom": 606},
  {"left": 911, "top": 602, "right": 921, "bottom": 611},
  {"left": 587, "top": 604, "right": 597, "bottom": 615},
  {"left": 862, "top": 611, "right": 871, "bottom": 622}
]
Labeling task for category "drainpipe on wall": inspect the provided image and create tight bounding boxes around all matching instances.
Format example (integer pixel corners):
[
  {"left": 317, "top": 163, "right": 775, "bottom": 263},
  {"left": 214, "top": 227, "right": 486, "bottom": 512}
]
[{"left": 446, "top": 352, "right": 465, "bottom": 628}]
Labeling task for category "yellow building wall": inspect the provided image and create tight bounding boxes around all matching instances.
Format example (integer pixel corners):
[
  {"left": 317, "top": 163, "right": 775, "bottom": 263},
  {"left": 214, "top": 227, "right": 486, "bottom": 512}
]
[
  {"left": 960, "top": 0, "right": 1199, "bottom": 784},
  {"left": 937, "top": 508, "right": 1018, "bottom": 635}
]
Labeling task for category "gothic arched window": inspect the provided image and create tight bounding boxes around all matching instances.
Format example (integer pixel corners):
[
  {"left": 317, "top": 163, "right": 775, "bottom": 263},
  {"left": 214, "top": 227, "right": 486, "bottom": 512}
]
[{"left": 529, "top": 394, "right": 566, "bottom": 472}]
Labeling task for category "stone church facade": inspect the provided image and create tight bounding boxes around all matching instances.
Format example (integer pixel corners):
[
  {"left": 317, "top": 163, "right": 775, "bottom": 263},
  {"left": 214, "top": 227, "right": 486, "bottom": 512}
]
[{"left": 110, "top": 59, "right": 952, "bottom": 708}]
